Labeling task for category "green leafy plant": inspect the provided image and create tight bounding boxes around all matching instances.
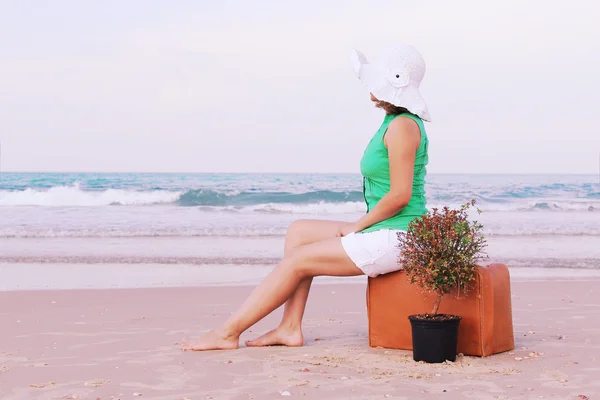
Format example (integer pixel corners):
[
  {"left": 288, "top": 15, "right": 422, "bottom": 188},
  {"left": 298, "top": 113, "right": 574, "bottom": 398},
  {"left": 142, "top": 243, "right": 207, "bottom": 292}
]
[{"left": 397, "top": 200, "right": 488, "bottom": 316}]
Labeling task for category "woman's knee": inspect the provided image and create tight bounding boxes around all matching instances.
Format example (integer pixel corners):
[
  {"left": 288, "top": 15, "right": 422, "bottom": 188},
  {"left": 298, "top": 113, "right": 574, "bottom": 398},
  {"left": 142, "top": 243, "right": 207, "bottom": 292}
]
[
  {"left": 284, "top": 220, "right": 311, "bottom": 250},
  {"left": 280, "top": 252, "right": 312, "bottom": 280},
  {"left": 286, "top": 219, "right": 310, "bottom": 237},
  {"left": 284, "top": 219, "right": 342, "bottom": 255}
]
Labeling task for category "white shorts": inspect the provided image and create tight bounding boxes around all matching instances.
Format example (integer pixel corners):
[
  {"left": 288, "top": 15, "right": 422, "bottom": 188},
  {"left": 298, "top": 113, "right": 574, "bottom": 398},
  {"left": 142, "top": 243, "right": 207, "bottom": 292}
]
[{"left": 340, "top": 228, "right": 405, "bottom": 278}]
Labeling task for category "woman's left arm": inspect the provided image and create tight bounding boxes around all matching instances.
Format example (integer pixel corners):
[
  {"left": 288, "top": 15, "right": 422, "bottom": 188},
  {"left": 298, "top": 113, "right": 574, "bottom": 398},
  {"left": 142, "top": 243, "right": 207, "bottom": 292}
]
[{"left": 342, "top": 117, "right": 421, "bottom": 235}]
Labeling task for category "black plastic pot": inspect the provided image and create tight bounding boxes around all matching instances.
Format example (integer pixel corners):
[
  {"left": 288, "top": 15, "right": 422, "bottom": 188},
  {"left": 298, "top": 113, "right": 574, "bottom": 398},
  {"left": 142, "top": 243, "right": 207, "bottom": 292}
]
[{"left": 408, "top": 314, "right": 462, "bottom": 363}]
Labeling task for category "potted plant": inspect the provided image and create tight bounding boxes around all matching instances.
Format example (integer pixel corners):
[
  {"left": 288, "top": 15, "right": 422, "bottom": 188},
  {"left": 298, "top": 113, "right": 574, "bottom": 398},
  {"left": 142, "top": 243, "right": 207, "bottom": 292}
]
[{"left": 397, "top": 200, "right": 488, "bottom": 363}]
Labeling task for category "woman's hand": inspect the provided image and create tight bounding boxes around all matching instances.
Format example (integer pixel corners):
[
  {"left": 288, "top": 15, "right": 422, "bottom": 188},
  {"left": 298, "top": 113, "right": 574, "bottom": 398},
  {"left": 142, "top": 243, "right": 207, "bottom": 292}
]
[{"left": 337, "top": 222, "right": 361, "bottom": 237}]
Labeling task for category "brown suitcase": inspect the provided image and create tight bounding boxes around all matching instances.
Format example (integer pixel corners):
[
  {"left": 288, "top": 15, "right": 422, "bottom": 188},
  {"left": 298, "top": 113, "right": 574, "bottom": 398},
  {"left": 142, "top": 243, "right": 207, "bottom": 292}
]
[{"left": 366, "top": 263, "right": 515, "bottom": 357}]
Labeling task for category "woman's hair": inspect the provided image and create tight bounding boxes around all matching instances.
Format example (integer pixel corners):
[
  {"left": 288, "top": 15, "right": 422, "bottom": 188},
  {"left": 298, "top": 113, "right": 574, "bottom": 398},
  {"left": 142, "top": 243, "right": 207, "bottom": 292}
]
[{"left": 374, "top": 99, "right": 410, "bottom": 115}]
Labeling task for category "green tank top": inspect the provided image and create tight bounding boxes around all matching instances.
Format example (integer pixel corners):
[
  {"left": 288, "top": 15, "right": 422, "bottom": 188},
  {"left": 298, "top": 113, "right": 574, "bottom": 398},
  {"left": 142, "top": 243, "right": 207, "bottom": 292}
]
[{"left": 359, "top": 112, "right": 428, "bottom": 233}]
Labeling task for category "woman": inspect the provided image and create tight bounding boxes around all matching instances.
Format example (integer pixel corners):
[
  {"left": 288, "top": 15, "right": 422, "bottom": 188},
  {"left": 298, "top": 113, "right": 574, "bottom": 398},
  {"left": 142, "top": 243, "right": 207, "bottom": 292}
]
[{"left": 184, "top": 44, "right": 430, "bottom": 351}]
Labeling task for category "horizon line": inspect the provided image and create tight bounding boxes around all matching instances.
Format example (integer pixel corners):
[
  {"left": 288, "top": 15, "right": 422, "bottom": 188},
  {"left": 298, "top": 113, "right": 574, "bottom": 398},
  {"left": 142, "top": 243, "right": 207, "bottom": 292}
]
[{"left": 0, "top": 171, "right": 598, "bottom": 176}]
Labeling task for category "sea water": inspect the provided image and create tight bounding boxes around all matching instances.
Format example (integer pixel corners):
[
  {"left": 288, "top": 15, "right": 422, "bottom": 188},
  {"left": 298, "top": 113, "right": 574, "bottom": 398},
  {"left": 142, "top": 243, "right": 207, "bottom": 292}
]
[{"left": 1, "top": 172, "right": 599, "bottom": 289}]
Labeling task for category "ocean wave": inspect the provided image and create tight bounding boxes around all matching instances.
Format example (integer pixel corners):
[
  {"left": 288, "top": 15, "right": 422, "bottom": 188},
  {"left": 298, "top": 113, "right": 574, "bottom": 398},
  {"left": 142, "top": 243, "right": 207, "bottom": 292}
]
[
  {"left": 428, "top": 200, "right": 600, "bottom": 212},
  {"left": 0, "top": 185, "right": 364, "bottom": 207},
  {"left": 483, "top": 229, "right": 600, "bottom": 237},
  {"left": 519, "top": 201, "right": 598, "bottom": 212},
  {"left": 1, "top": 225, "right": 599, "bottom": 238},
  {"left": 1, "top": 183, "right": 599, "bottom": 213},
  {"left": 177, "top": 189, "right": 363, "bottom": 206},
  {"left": 0, "top": 184, "right": 182, "bottom": 206},
  {"left": 4, "top": 255, "right": 600, "bottom": 270},
  {"left": 201, "top": 202, "right": 367, "bottom": 214},
  {"left": 490, "top": 258, "right": 600, "bottom": 270},
  {"left": 0, "top": 227, "right": 288, "bottom": 238},
  {"left": 0, "top": 255, "right": 281, "bottom": 265}
]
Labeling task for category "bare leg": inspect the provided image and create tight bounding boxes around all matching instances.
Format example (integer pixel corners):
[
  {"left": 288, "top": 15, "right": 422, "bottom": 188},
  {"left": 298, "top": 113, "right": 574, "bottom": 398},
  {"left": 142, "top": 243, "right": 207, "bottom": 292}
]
[
  {"left": 183, "top": 237, "right": 363, "bottom": 351},
  {"left": 246, "top": 220, "right": 343, "bottom": 347}
]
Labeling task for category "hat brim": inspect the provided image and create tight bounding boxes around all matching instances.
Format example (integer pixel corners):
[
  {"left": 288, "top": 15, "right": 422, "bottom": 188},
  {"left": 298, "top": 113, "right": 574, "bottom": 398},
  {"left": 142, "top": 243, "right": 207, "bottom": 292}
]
[
  {"left": 351, "top": 49, "right": 431, "bottom": 122},
  {"left": 375, "top": 84, "right": 431, "bottom": 122}
]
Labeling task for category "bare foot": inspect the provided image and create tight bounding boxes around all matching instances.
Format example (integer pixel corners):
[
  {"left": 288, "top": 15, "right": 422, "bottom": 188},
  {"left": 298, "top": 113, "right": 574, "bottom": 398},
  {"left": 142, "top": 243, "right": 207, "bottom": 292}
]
[
  {"left": 182, "top": 329, "right": 239, "bottom": 351},
  {"left": 245, "top": 326, "right": 303, "bottom": 347}
]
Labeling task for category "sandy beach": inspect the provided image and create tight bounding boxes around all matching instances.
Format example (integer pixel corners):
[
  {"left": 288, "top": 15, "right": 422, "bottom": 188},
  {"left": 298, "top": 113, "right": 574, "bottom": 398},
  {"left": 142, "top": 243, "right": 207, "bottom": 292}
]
[{"left": 1, "top": 279, "right": 599, "bottom": 400}]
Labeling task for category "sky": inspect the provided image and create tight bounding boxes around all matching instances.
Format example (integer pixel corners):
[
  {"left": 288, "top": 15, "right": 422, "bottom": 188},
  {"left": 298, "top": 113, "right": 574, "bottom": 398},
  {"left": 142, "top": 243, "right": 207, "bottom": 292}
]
[{"left": 1, "top": 0, "right": 599, "bottom": 174}]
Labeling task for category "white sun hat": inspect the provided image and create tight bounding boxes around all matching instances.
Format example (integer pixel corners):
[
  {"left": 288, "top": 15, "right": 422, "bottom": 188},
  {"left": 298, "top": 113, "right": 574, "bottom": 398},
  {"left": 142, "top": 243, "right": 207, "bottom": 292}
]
[{"left": 351, "top": 44, "right": 431, "bottom": 121}]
